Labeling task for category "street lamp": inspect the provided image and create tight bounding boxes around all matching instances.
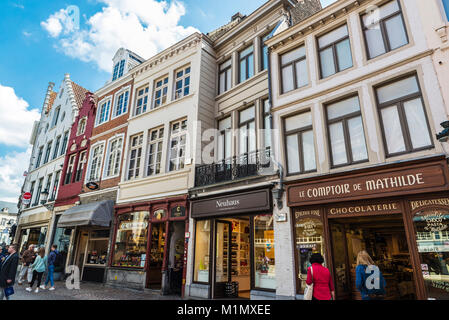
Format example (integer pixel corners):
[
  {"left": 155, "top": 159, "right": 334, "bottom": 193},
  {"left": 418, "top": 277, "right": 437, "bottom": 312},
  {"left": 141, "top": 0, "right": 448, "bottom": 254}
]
[{"left": 40, "top": 189, "right": 54, "bottom": 211}]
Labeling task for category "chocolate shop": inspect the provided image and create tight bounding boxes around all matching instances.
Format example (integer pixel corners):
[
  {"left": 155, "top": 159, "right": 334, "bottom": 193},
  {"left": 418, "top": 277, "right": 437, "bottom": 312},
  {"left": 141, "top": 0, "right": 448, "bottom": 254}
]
[
  {"left": 187, "top": 187, "right": 276, "bottom": 300},
  {"left": 286, "top": 155, "right": 449, "bottom": 300}
]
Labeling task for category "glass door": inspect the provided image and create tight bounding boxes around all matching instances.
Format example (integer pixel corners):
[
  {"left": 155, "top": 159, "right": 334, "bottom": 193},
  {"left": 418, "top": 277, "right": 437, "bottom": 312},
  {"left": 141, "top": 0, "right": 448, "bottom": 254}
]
[
  {"left": 147, "top": 223, "right": 166, "bottom": 289},
  {"left": 213, "top": 220, "right": 232, "bottom": 298},
  {"left": 329, "top": 222, "right": 351, "bottom": 300}
]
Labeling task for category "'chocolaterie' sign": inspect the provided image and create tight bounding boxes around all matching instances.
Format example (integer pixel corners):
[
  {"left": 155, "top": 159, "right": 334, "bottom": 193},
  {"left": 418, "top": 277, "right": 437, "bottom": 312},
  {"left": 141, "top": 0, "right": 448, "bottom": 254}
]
[
  {"left": 191, "top": 188, "right": 271, "bottom": 218},
  {"left": 287, "top": 159, "right": 449, "bottom": 206}
]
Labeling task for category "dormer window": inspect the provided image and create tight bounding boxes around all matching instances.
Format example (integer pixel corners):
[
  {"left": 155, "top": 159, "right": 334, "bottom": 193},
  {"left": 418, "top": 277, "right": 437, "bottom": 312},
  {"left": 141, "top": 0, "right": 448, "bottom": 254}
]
[{"left": 112, "top": 59, "right": 126, "bottom": 81}]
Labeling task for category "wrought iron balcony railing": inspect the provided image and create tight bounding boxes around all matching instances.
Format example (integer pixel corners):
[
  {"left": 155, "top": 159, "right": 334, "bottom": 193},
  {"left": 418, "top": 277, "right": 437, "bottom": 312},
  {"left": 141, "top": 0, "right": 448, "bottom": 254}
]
[{"left": 194, "top": 148, "right": 271, "bottom": 188}]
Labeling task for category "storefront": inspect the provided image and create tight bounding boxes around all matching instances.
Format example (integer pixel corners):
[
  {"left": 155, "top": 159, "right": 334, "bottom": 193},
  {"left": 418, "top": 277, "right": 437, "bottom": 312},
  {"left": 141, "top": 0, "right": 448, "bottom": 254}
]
[
  {"left": 189, "top": 187, "right": 275, "bottom": 299},
  {"left": 108, "top": 196, "right": 188, "bottom": 295},
  {"left": 17, "top": 225, "right": 48, "bottom": 253},
  {"left": 57, "top": 200, "right": 114, "bottom": 283},
  {"left": 286, "top": 155, "right": 449, "bottom": 300}
]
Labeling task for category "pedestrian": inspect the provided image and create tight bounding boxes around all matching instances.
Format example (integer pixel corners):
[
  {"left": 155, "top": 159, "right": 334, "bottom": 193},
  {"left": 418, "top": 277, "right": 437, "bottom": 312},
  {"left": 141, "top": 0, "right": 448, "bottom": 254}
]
[
  {"left": 26, "top": 247, "right": 47, "bottom": 293},
  {"left": 0, "top": 244, "right": 19, "bottom": 300},
  {"left": 43, "top": 244, "right": 58, "bottom": 290},
  {"left": 18, "top": 244, "right": 35, "bottom": 285},
  {"left": 305, "top": 252, "right": 335, "bottom": 300},
  {"left": 0, "top": 245, "right": 8, "bottom": 262},
  {"left": 355, "top": 250, "right": 387, "bottom": 300}
]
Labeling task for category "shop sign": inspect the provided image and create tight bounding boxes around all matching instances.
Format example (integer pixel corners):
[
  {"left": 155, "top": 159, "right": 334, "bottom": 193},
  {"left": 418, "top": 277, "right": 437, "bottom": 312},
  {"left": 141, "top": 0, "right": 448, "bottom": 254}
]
[
  {"left": 327, "top": 202, "right": 400, "bottom": 218},
  {"left": 119, "top": 221, "right": 148, "bottom": 230},
  {"left": 153, "top": 209, "right": 166, "bottom": 220},
  {"left": 86, "top": 182, "right": 99, "bottom": 190},
  {"left": 410, "top": 198, "right": 449, "bottom": 211},
  {"left": 22, "top": 192, "right": 32, "bottom": 205},
  {"left": 287, "top": 160, "right": 449, "bottom": 206},
  {"left": 191, "top": 189, "right": 271, "bottom": 218},
  {"left": 295, "top": 210, "right": 320, "bottom": 219},
  {"left": 171, "top": 205, "right": 186, "bottom": 218}
]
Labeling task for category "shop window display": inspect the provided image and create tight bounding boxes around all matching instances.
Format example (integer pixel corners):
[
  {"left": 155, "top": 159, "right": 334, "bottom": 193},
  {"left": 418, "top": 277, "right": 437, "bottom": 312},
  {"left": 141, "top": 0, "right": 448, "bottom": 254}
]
[
  {"left": 254, "top": 215, "right": 275, "bottom": 290},
  {"left": 113, "top": 211, "right": 149, "bottom": 268},
  {"left": 51, "top": 215, "right": 72, "bottom": 272},
  {"left": 86, "top": 230, "right": 109, "bottom": 265},
  {"left": 413, "top": 209, "right": 449, "bottom": 300},
  {"left": 194, "top": 220, "right": 211, "bottom": 283}
]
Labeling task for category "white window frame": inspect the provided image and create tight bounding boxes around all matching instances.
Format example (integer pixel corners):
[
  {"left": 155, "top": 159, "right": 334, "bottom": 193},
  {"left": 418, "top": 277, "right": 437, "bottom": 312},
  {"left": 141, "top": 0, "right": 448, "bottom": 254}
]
[
  {"left": 134, "top": 85, "right": 150, "bottom": 116},
  {"left": 95, "top": 96, "right": 112, "bottom": 126},
  {"left": 102, "top": 134, "right": 125, "bottom": 180},
  {"left": 64, "top": 154, "right": 76, "bottom": 185},
  {"left": 173, "top": 66, "right": 191, "bottom": 100},
  {"left": 75, "top": 150, "right": 87, "bottom": 182},
  {"left": 85, "top": 141, "right": 105, "bottom": 183},
  {"left": 112, "top": 86, "right": 131, "bottom": 119},
  {"left": 145, "top": 127, "right": 164, "bottom": 177},
  {"left": 126, "top": 133, "right": 144, "bottom": 181},
  {"left": 152, "top": 76, "right": 169, "bottom": 109},
  {"left": 77, "top": 117, "right": 87, "bottom": 136},
  {"left": 167, "top": 119, "right": 188, "bottom": 172}
]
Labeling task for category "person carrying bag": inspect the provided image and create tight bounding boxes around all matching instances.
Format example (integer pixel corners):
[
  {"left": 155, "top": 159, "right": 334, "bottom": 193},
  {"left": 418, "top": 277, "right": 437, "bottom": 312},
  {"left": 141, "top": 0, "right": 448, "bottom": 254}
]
[{"left": 305, "top": 253, "right": 335, "bottom": 301}]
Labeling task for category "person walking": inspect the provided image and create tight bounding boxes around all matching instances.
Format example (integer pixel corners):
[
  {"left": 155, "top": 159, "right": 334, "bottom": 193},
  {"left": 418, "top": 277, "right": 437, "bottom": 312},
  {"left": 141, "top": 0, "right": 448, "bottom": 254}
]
[
  {"left": 355, "top": 250, "right": 387, "bottom": 300},
  {"left": 26, "top": 247, "right": 47, "bottom": 293},
  {"left": 0, "top": 244, "right": 19, "bottom": 300},
  {"left": 18, "top": 244, "right": 35, "bottom": 285},
  {"left": 305, "top": 253, "right": 335, "bottom": 300},
  {"left": 43, "top": 244, "right": 58, "bottom": 290}
]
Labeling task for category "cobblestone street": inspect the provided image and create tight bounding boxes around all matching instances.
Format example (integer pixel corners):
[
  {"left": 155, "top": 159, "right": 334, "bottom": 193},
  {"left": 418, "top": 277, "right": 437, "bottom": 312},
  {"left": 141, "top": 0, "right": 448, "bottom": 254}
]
[{"left": 11, "top": 281, "right": 183, "bottom": 300}]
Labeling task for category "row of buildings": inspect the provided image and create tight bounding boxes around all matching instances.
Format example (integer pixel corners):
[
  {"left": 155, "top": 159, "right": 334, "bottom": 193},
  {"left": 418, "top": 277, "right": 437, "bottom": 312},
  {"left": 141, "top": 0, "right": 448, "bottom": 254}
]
[{"left": 15, "top": 0, "right": 449, "bottom": 300}]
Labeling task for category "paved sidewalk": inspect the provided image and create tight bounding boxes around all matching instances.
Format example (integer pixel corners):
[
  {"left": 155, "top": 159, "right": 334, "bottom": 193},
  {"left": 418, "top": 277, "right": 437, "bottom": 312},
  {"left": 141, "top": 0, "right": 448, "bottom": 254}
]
[{"left": 11, "top": 281, "right": 183, "bottom": 300}]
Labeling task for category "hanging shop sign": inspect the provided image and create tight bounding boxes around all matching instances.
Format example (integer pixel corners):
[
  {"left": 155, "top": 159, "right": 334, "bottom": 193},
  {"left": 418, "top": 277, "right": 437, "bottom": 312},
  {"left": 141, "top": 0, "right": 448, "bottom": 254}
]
[
  {"left": 153, "top": 209, "right": 166, "bottom": 220},
  {"left": 191, "top": 188, "right": 271, "bottom": 218},
  {"left": 287, "top": 159, "right": 449, "bottom": 206},
  {"left": 171, "top": 205, "right": 186, "bottom": 218},
  {"left": 86, "top": 182, "right": 99, "bottom": 190}
]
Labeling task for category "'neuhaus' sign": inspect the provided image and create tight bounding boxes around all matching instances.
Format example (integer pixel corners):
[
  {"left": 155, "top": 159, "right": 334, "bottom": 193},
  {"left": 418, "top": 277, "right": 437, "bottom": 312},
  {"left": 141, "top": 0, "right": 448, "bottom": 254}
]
[
  {"left": 287, "top": 159, "right": 449, "bottom": 206},
  {"left": 191, "top": 189, "right": 271, "bottom": 218}
]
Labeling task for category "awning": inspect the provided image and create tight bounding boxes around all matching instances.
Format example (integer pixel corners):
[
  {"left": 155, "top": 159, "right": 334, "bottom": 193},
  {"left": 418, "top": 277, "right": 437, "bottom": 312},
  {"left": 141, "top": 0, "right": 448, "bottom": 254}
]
[{"left": 57, "top": 200, "right": 114, "bottom": 228}]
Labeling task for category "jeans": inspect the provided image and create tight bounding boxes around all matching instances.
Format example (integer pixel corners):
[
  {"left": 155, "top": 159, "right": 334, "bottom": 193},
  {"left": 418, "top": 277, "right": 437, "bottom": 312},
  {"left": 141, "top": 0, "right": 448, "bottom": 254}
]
[
  {"left": 0, "top": 288, "right": 12, "bottom": 300},
  {"left": 19, "top": 265, "right": 33, "bottom": 283},
  {"left": 30, "top": 271, "right": 44, "bottom": 288},
  {"left": 45, "top": 265, "right": 55, "bottom": 287}
]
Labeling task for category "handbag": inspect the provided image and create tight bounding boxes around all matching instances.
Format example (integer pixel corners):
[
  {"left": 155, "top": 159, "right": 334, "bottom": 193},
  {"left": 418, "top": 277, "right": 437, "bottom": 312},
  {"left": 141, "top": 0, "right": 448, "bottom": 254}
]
[
  {"left": 303, "top": 266, "right": 314, "bottom": 300},
  {"left": 4, "top": 286, "right": 14, "bottom": 297}
]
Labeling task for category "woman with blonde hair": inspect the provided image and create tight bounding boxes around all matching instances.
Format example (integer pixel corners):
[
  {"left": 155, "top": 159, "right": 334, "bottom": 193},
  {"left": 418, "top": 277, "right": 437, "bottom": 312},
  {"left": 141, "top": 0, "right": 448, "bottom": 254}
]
[
  {"left": 355, "top": 250, "right": 386, "bottom": 300},
  {"left": 26, "top": 247, "right": 47, "bottom": 293}
]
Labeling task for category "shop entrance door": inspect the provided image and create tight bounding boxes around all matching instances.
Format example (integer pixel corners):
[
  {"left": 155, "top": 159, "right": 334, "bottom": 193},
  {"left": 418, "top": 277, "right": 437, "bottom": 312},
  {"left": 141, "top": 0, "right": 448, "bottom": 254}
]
[
  {"left": 75, "top": 231, "right": 89, "bottom": 279},
  {"left": 167, "top": 221, "right": 185, "bottom": 295},
  {"left": 213, "top": 220, "right": 232, "bottom": 298},
  {"left": 329, "top": 215, "right": 417, "bottom": 300},
  {"left": 147, "top": 222, "right": 166, "bottom": 289}
]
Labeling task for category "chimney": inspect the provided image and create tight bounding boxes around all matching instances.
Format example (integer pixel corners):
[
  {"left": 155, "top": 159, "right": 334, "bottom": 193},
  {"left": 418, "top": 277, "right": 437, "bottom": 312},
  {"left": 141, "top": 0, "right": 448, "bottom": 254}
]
[
  {"left": 231, "top": 12, "right": 245, "bottom": 22},
  {"left": 290, "top": 0, "right": 322, "bottom": 26}
]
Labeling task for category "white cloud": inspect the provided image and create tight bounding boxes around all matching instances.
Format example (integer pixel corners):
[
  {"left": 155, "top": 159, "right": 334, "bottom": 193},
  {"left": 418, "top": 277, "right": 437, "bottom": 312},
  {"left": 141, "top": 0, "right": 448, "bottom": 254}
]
[
  {"left": 41, "top": 0, "right": 199, "bottom": 72},
  {"left": 0, "top": 147, "right": 31, "bottom": 203},
  {"left": 0, "top": 84, "right": 40, "bottom": 147},
  {"left": 22, "top": 31, "right": 32, "bottom": 37}
]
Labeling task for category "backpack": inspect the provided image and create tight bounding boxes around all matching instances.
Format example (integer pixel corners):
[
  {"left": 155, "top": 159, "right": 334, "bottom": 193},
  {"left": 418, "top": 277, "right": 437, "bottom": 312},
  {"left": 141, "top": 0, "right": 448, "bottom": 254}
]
[
  {"left": 53, "top": 251, "right": 63, "bottom": 267},
  {"left": 361, "top": 265, "right": 386, "bottom": 296}
]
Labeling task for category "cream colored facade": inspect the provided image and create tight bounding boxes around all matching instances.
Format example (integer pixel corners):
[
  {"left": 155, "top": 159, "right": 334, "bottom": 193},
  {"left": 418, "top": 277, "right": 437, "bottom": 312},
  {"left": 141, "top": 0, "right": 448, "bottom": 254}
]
[{"left": 266, "top": 0, "right": 449, "bottom": 298}]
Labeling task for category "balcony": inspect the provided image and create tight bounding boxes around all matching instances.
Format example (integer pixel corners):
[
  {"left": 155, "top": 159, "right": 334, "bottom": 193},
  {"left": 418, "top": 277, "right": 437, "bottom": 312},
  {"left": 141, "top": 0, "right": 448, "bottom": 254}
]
[{"left": 194, "top": 148, "right": 271, "bottom": 188}]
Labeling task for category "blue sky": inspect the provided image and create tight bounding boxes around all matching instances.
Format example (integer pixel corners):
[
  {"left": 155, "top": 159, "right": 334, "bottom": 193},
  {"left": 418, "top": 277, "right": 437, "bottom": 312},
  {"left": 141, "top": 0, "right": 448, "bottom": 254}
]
[{"left": 0, "top": 0, "right": 335, "bottom": 203}]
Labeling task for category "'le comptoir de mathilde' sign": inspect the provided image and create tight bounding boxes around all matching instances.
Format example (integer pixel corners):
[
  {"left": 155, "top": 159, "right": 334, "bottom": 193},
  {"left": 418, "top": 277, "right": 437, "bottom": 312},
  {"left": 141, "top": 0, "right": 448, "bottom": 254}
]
[{"left": 287, "top": 160, "right": 449, "bottom": 206}]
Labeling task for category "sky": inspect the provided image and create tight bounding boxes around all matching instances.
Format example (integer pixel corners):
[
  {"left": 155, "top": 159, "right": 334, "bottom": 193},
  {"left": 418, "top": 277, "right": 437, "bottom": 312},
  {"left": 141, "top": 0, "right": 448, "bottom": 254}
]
[{"left": 0, "top": 0, "right": 336, "bottom": 204}]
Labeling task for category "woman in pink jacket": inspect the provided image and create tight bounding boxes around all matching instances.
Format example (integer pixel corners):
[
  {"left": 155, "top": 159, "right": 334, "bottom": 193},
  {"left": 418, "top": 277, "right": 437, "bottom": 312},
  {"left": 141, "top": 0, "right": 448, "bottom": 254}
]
[{"left": 306, "top": 253, "right": 335, "bottom": 300}]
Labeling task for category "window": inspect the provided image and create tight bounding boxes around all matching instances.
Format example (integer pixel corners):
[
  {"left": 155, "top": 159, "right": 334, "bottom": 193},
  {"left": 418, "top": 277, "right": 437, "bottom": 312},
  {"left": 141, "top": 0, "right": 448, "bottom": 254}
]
[
  {"left": 33, "top": 178, "right": 44, "bottom": 206},
  {"left": 217, "top": 117, "right": 232, "bottom": 161},
  {"left": 127, "top": 134, "right": 143, "bottom": 180},
  {"left": 376, "top": 75, "right": 433, "bottom": 156},
  {"left": 239, "top": 106, "right": 256, "bottom": 156},
  {"left": 262, "top": 99, "right": 272, "bottom": 151},
  {"left": 77, "top": 118, "right": 87, "bottom": 136},
  {"left": 27, "top": 181, "right": 35, "bottom": 208},
  {"left": 362, "top": 0, "right": 408, "bottom": 59},
  {"left": 52, "top": 136, "right": 61, "bottom": 160},
  {"left": 443, "top": 0, "right": 449, "bottom": 21},
  {"left": 96, "top": 99, "right": 111, "bottom": 125},
  {"left": 118, "top": 60, "right": 125, "bottom": 78},
  {"left": 43, "top": 141, "right": 52, "bottom": 164},
  {"left": 61, "top": 111, "right": 65, "bottom": 122},
  {"left": 168, "top": 119, "right": 187, "bottom": 171},
  {"left": 318, "top": 24, "right": 353, "bottom": 78},
  {"left": 174, "top": 66, "right": 191, "bottom": 100},
  {"left": 44, "top": 174, "right": 52, "bottom": 199},
  {"left": 112, "top": 60, "right": 125, "bottom": 81},
  {"left": 254, "top": 215, "right": 275, "bottom": 290},
  {"left": 60, "top": 131, "right": 69, "bottom": 156},
  {"left": 51, "top": 107, "right": 61, "bottom": 127},
  {"left": 50, "top": 171, "right": 61, "bottom": 201},
  {"left": 152, "top": 76, "right": 168, "bottom": 109},
  {"left": 135, "top": 86, "right": 149, "bottom": 116},
  {"left": 284, "top": 111, "right": 316, "bottom": 174},
  {"left": 87, "top": 144, "right": 104, "bottom": 182},
  {"left": 326, "top": 96, "right": 368, "bottom": 167},
  {"left": 64, "top": 154, "right": 76, "bottom": 185},
  {"left": 112, "top": 211, "right": 149, "bottom": 268},
  {"left": 239, "top": 46, "right": 254, "bottom": 83},
  {"left": 219, "top": 59, "right": 232, "bottom": 95},
  {"left": 261, "top": 32, "right": 272, "bottom": 71},
  {"left": 146, "top": 127, "right": 164, "bottom": 176},
  {"left": 281, "top": 45, "right": 308, "bottom": 93},
  {"left": 75, "top": 151, "right": 87, "bottom": 182},
  {"left": 35, "top": 146, "right": 43, "bottom": 169},
  {"left": 193, "top": 220, "right": 211, "bottom": 282},
  {"left": 114, "top": 90, "right": 129, "bottom": 117},
  {"left": 112, "top": 63, "right": 119, "bottom": 81},
  {"left": 104, "top": 136, "right": 123, "bottom": 178}
]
